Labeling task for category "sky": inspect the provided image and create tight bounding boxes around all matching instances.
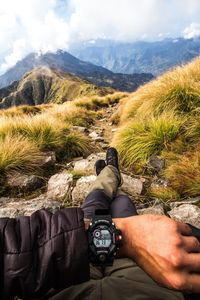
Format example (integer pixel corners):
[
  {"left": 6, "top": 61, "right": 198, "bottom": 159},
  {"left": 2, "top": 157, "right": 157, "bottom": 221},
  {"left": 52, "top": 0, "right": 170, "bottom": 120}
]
[{"left": 0, "top": 0, "right": 200, "bottom": 74}]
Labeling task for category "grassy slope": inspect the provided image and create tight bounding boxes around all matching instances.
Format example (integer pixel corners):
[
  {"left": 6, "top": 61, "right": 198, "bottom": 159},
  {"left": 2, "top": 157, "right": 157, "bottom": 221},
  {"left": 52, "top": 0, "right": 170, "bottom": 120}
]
[
  {"left": 0, "top": 67, "right": 114, "bottom": 108},
  {"left": 0, "top": 92, "right": 126, "bottom": 188},
  {"left": 112, "top": 57, "right": 200, "bottom": 199},
  {"left": 1, "top": 57, "right": 200, "bottom": 201}
]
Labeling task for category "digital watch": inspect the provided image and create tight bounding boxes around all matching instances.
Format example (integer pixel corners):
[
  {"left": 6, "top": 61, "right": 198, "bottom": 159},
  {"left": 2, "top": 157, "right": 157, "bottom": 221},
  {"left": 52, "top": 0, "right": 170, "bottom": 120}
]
[{"left": 87, "top": 209, "right": 122, "bottom": 266}]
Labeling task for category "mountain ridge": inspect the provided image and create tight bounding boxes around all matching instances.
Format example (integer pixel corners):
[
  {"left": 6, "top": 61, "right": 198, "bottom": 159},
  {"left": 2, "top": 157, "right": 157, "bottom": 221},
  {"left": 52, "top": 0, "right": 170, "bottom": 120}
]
[
  {"left": 70, "top": 37, "right": 200, "bottom": 75},
  {"left": 0, "top": 67, "right": 113, "bottom": 109},
  {"left": 0, "top": 50, "right": 154, "bottom": 92}
]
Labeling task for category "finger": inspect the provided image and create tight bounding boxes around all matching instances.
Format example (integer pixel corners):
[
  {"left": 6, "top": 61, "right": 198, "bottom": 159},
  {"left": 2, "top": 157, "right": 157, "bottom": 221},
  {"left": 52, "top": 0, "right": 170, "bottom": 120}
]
[
  {"left": 185, "top": 253, "right": 200, "bottom": 272},
  {"left": 182, "top": 236, "right": 200, "bottom": 253},
  {"left": 184, "top": 273, "right": 200, "bottom": 293},
  {"left": 177, "top": 222, "right": 192, "bottom": 236}
]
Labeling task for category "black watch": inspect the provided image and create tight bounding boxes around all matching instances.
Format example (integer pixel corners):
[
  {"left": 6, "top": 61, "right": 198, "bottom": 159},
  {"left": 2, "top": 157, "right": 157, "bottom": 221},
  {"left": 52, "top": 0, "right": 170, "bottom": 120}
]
[{"left": 87, "top": 209, "right": 122, "bottom": 266}]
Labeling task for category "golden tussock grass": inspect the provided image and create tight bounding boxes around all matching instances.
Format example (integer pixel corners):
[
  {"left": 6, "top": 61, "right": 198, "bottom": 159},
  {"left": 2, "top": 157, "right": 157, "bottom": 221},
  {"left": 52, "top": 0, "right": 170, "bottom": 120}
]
[
  {"left": 164, "top": 147, "right": 200, "bottom": 197},
  {"left": 119, "top": 58, "right": 200, "bottom": 123},
  {"left": 0, "top": 135, "right": 44, "bottom": 173},
  {"left": 112, "top": 112, "right": 183, "bottom": 168}
]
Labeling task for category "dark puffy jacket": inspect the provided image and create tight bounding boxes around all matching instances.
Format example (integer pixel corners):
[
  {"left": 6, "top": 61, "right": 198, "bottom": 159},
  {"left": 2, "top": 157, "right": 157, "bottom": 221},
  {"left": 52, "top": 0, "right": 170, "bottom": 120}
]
[{"left": 0, "top": 208, "right": 89, "bottom": 300}]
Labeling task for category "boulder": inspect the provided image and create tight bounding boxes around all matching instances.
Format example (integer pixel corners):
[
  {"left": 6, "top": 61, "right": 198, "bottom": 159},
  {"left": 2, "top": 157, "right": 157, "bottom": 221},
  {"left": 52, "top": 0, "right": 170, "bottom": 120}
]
[
  {"left": 168, "top": 204, "right": 200, "bottom": 228},
  {"left": 7, "top": 173, "right": 45, "bottom": 193},
  {"left": 146, "top": 155, "right": 165, "bottom": 173},
  {"left": 0, "top": 195, "right": 61, "bottom": 217},
  {"left": 72, "top": 126, "right": 87, "bottom": 133},
  {"left": 40, "top": 151, "right": 56, "bottom": 168},
  {"left": 73, "top": 153, "right": 106, "bottom": 173},
  {"left": 137, "top": 204, "right": 165, "bottom": 215},
  {"left": 72, "top": 175, "right": 97, "bottom": 206},
  {"left": 169, "top": 197, "right": 200, "bottom": 209},
  {"left": 121, "top": 173, "right": 143, "bottom": 195},
  {"left": 47, "top": 171, "right": 73, "bottom": 201}
]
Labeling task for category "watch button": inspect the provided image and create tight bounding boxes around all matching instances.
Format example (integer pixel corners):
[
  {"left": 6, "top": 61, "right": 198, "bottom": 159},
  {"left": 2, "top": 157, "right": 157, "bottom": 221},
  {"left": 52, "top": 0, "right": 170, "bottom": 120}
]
[{"left": 99, "top": 254, "right": 106, "bottom": 262}]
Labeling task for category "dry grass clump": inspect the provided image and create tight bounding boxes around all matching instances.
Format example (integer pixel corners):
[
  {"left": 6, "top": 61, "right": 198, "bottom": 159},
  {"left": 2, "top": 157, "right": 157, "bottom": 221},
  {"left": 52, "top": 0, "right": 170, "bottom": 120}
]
[
  {"left": 163, "top": 148, "right": 200, "bottom": 197},
  {"left": 0, "top": 105, "right": 43, "bottom": 117},
  {"left": 148, "top": 186, "right": 180, "bottom": 202},
  {"left": 43, "top": 102, "right": 97, "bottom": 127},
  {"left": 74, "top": 92, "right": 127, "bottom": 110},
  {"left": 0, "top": 114, "right": 70, "bottom": 151},
  {"left": 112, "top": 112, "right": 183, "bottom": 168},
  {"left": 119, "top": 58, "right": 200, "bottom": 123},
  {"left": 60, "top": 132, "right": 93, "bottom": 159},
  {"left": 0, "top": 135, "right": 43, "bottom": 173}
]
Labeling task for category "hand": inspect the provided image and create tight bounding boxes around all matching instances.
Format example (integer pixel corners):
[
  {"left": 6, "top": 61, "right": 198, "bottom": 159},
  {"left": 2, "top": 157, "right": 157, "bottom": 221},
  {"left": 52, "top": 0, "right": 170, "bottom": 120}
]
[{"left": 114, "top": 214, "right": 200, "bottom": 293}]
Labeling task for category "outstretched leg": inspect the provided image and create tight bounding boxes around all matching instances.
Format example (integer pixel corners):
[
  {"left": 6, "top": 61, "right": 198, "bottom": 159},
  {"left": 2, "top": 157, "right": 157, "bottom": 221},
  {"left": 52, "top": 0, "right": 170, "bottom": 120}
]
[
  {"left": 81, "top": 164, "right": 120, "bottom": 219},
  {"left": 111, "top": 191, "right": 138, "bottom": 218}
]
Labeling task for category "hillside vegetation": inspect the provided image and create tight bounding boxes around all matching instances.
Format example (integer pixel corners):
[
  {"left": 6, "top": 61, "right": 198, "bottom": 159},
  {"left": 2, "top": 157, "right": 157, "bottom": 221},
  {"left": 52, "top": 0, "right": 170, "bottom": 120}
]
[
  {"left": 0, "top": 67, "right": 113, "bottom": 109},
  {"left": 1, "top": 57, "right": 200, "bottom": 202},
  {"left": 0, "top": 92, "right": 126, "bottom": 190},
  {"left": 112, "top": 57, "right": 200, "bottom": 199}
]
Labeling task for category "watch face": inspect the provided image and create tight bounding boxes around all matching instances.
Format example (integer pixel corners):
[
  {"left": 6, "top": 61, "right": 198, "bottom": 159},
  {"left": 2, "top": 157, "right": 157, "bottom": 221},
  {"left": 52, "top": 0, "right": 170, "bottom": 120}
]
[{"left": 93, "top": 229, "right": 112, "bottom": 248}]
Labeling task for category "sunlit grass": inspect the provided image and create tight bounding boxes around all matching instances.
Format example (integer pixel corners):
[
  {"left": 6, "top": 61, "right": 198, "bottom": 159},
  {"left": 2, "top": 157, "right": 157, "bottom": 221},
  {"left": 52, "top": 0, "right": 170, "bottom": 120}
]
[
  {"left": 148, "top": 186, "right": 180, "bottom": 202},
  {"left": 0, "top": 135, "right": 44, "bottom": 173},
  {"left": 164, "top": 147, "right": 200, "bottom": 197},
  {"left": 112, "top": 112, "right": 183, "bottom": 167}
]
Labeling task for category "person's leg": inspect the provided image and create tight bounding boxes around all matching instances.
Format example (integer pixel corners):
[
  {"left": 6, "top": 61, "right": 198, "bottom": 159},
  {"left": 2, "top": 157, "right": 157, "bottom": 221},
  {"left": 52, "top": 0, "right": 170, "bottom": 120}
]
[
  {"left": 111, "top": 192, "right": 138, "bottom": 218},
  {"left": 81, "top": 165, "right": 120, "bottom": 219}
]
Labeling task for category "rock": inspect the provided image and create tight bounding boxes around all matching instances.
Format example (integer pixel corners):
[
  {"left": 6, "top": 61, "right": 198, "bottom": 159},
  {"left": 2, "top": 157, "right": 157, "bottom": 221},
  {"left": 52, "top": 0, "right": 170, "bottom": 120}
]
[
  {"left": 121, "top": 173, "right": 143, "bottom": 195},
  {"left": 7, "top": 173, "right": 45, "bottom": 193},
  {"left": 47, "top": 171, "right": 73, "bottom": 201},
  {"left": 72, "top": 126, "right": 87, "bottom": 133},
  {"left": 0, "top": 195, "right": 61, "bottom": 217},
  {"left": 99, "top": 118, "right": 107, "bottom": 122},
  {"left": 168, "top": 204, "right": 200, "bottom": 227},
  {"left": 40, "top": 151, "right": 56, "bottom": 168},
  {"left": 147, "top": 155, "right": 165, "bottom": 173},
  {"left": 73, "top": 159, "right": 90, "bottom": 172},
  {"left": 169, "top": 197, "right": 200, "bottom": 209},
  {"left": 73, "top": 153, "right": 106, "bottom": 173},
  {"left": 137, "top": 204, "right": 165, "bottom": 215},
  {"left": 89, "top": 131, "right": 99, "bottom": 139},
  {"left": 89, "top": 131, "right": 104, "bottom": 142},
  {"left": 99, "top": 142, "right": 109, "bottom": 150},
  {"left": 72, "top": 175, "right": 97, "bottom": 205}
]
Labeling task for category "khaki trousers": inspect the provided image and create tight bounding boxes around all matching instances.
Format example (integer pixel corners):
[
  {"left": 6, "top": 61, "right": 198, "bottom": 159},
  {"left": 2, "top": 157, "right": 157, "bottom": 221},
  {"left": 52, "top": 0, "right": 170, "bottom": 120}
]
[{"left": 49, "top": 258, "right": 185, "bottom": 300}]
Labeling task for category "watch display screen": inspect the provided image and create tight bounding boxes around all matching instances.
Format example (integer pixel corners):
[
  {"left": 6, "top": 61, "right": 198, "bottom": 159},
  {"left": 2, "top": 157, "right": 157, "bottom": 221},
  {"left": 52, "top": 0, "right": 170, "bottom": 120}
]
[{"left": 93, "top": 229, "right": 112, "bottom": 248}]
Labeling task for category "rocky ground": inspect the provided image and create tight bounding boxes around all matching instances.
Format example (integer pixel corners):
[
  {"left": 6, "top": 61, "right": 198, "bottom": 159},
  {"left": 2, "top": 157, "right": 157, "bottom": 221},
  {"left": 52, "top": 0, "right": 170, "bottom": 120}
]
[{"left": 1, "top": 103, "right": 200, "bottom": 227}]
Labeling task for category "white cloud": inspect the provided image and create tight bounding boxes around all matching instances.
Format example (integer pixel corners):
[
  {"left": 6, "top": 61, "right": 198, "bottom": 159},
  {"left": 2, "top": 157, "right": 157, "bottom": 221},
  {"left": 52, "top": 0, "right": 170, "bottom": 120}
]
[
  {"left": 183, "top": 23, "right": 200, "bottom": 39},
  {"left": 1, "top": 0, "right": 200, "bottom": 74},
  {"left": 0, "top": 0, "right": 70, "bottom": 73},
  {"left": 68, "top": 0, "right": 200, "bottom": 42}
]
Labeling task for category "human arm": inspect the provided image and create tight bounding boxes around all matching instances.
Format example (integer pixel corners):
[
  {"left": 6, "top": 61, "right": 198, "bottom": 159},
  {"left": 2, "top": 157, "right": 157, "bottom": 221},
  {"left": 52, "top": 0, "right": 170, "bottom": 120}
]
[
  {"left": 114, "top": 214, "right": 200, "bottom": 293},
  {"left": 0, "top": 208, "right": 89, "bottom": 300}
]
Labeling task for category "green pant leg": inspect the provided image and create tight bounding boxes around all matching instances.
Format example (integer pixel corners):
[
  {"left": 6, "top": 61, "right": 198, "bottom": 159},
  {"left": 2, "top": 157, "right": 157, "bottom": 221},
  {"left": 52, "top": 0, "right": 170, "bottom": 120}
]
[
  {"left": 101, "top": 258, "right": 185, "bottom": 300},
  {"left": 88, "top": 165, "right": 121, "bottom": 198}
]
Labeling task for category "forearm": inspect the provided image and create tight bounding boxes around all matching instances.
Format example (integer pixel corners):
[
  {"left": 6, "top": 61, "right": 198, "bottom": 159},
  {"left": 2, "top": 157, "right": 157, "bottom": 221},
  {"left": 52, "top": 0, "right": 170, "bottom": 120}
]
[{"left": 0, "top": 208, "right": 90, "bottom": 300}]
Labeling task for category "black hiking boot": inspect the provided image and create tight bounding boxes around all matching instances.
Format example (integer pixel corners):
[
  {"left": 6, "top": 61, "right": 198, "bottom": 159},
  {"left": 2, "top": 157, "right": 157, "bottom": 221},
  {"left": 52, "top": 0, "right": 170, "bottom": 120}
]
[
  {"left": 95, "top": 159, "right": 106, "bottom": 176},
  {"left": 106, "top": 147, "right": 119, "bottom": 171}
]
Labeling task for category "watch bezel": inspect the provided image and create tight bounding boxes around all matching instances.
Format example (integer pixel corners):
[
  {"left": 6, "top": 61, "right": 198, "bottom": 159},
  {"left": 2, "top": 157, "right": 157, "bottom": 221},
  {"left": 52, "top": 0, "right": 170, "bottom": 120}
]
[{"left": 88, "top": 218, "right": 122, "bottom": 266}]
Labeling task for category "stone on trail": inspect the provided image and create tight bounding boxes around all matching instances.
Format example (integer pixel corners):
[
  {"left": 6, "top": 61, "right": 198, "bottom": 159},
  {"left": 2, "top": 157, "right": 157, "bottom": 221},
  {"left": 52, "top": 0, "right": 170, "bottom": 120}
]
[
  {"left": 0, "top": 195, "right": 61, "bottom": 217},
  {"left": 47, "top": 171, "right": 73, "bottom": 201},
  {"left": 7, "top": 173, "right": 45, "bottom": 193},
  {"left": 137, "top": 204, "right": 165, "bottom": 216},
  {"left": 72, "top": 175, "right": 97, "bottom": 206},
  {"left": 168, "top": 204, "right": 200, "bottom": 228},
  {"left": 73, "top": 153, "right": 106, "bottom": 173},
  {"left": 121, "top": 173, "right": 143, "bottom": 195}
]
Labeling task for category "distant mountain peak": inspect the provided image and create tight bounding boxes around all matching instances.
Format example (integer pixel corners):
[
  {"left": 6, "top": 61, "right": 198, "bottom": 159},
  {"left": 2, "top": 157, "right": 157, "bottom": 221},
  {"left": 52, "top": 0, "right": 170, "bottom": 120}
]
[{"left": 0, "top": 50, "right": 153, "bottom": 93}]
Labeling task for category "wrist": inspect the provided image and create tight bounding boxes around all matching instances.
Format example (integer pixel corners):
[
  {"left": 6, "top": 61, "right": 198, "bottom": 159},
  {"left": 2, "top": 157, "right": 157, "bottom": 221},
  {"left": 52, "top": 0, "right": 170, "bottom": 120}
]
[{"left": 113, "top": 217, "right": 132, "bottom": 258}]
